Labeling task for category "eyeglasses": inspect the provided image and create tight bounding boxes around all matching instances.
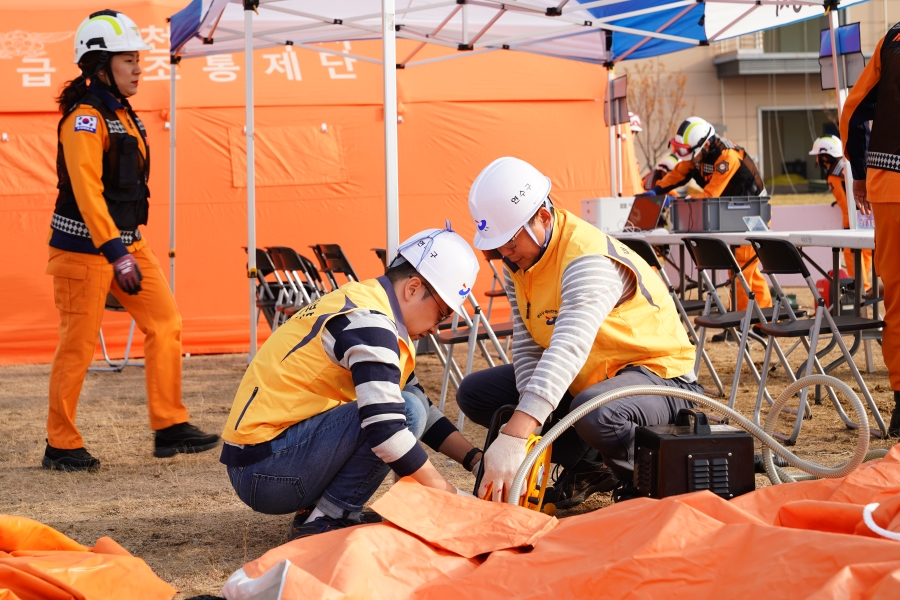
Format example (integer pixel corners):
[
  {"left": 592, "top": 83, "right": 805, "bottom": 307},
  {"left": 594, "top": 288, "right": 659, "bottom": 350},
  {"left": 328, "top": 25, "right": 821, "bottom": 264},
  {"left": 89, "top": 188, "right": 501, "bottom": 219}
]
[
  {"left": 498, "top": 226, "right": 526, "bottom": 251},
  {"left": 421, "top": 280, "right": 452, "bottom": 325}
]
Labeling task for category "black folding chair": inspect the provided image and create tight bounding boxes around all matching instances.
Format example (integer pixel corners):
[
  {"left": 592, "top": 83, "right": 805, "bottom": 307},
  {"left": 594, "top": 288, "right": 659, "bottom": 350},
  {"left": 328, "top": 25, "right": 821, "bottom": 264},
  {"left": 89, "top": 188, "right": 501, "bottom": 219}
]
[
  {"left": 617, "top": 237, "right": 723, "bottom": 397},
  {"left": 434, "top": 295, "right": 513, "bottom": 429},
  {"left": 747, "top": 237, "right": 887, "bottom": 441},
  {"left": 480, "top": 249, "right": 510, "bottom": 321},
  {"left": 372, "top": 247, "right": 388, "bottom": 272},
  {"left": 683, "top": 236, "right": 803, "bottom": 411},
  {"left": 243, "top": 247, "right": 285, "bottom": 330},
  {"left": 267, "top": 246, "right": 322, "bottom": 326},
  {"left": 89, "top": 293, "right": 144, "bottom": 372},
  {"left": 311, "top": 244, "right": 359, "bottom": 290}
]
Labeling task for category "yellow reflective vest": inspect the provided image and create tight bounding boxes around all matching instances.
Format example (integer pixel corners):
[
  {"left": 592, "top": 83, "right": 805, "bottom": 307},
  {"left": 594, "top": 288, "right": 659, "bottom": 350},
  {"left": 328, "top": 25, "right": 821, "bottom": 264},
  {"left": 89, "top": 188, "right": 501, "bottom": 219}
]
[
  {"left": 222, "top": 278, "right": 416, "bottom": 445},
  {"left": 509, "top": 208, "right": 695, "bottom": 395}
]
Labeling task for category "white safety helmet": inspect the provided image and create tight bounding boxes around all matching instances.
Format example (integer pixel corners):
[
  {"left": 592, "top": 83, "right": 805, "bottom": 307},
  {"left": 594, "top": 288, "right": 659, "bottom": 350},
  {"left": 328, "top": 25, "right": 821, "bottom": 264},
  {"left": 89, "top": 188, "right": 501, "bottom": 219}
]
[
  {"left": 809, "top": 135, "right": 842, "bottom": 158},
  {"left": 393, "top": 222, "right": 480, "bottom": 318},
  {"left": 656, "top": 153, "right": 679, "bottom": 173},
  {"left": 670, "top": 117, "right": 715, "bottom": 160},
  {"left": 629, "top": 111, "right": 643, "bottom": 133},
  {"left": 74, "top": 10, "right": 150, "bottom": 64},
  {"left": 468, "top": 157, "right": 552, "bottom": 250}
]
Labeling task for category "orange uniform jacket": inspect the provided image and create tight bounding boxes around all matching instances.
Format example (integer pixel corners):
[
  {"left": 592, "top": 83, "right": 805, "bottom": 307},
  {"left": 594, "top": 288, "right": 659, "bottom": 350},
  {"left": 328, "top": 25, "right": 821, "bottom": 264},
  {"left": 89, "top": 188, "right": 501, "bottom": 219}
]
[
  {"left": 51, "top": 91, "right": 148, "bottom": 261},
  {"left": 840, "top": 24, "right": 900, "bottom": 203}
]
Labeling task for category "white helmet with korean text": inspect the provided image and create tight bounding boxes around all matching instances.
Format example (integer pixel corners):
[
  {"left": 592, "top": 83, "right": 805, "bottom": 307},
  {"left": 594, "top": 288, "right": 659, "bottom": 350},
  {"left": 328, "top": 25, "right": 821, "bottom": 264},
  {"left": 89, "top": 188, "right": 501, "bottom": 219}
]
[
  {"left": 468, "top": 157, "right": 552, "bottom": 251},
  {"left": 394, "top": 222, "right": 480, "bottom": 317}
]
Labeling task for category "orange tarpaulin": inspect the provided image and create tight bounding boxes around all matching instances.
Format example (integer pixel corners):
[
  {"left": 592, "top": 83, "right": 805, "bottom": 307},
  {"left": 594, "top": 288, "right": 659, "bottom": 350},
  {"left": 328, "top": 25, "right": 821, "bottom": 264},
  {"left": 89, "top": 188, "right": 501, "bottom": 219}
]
[
  {"left": 0, "top": 515, "right": 176, "bottom": 600},
  {"left": 223, "top": 447, "right": 900, "bottom": 599},
  {"left": 0, "top": 0, "right": 642, "bottom": 365}
]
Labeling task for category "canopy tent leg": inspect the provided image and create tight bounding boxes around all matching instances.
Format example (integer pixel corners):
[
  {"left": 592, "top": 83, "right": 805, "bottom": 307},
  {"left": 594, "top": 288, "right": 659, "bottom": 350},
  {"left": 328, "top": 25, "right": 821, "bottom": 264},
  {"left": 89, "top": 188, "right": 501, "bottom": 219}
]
[
  {"left": 606, "top": 66, "right": 617, "bottom": 197},
  {"left": 828, "top": 4, "right": 857, "bottom": 230},
  {"left": 383, "top": 0, "right": 400, "bottom": 260},
  {"left": 245, "top": 4, "right": 258, "bottom": 361},
  {"left": 168, "top": 60, "right": 177, "bottom": 293}
]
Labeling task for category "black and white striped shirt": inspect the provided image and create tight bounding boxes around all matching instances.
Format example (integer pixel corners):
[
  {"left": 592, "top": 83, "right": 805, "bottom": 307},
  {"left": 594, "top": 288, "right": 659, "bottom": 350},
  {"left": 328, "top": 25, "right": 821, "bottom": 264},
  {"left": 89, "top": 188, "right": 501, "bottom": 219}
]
[
  {"left": 508, "top": 255, "right": 640, "bottom": 424},
  {"left": 322, "top": 310, "right": 456, "bottom": 477}
]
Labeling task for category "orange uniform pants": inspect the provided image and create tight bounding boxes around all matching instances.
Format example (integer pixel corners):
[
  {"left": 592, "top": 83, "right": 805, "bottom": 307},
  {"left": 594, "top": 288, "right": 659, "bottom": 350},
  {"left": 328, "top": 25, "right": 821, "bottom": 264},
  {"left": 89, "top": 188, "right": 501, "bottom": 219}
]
[
  {"left": 46, "top": 244, "right": 188, "bottom": 449},
  {"left": 734, "top": 245, "right": 772, "bottom": 312},
  {"left": 873, "top": 203, "right": 900, "bottom": 391},
  {"left": 836, "top": 193, "right": 874, "bottom": 289}
]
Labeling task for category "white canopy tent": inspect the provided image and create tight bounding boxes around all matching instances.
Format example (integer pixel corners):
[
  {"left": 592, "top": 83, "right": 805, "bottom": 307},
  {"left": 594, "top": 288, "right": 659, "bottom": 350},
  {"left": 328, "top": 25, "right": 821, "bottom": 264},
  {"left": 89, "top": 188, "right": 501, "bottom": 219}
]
[{"left": 167, "top": 0, "right": 867, "bottom": 357}]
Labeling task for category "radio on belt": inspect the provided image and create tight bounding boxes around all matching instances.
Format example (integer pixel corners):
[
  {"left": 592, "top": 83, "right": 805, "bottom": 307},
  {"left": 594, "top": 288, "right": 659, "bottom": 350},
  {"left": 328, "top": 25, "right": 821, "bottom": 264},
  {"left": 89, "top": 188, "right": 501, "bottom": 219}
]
[{"left": 634, "top": 408, "right": 755, "bottom": 500}]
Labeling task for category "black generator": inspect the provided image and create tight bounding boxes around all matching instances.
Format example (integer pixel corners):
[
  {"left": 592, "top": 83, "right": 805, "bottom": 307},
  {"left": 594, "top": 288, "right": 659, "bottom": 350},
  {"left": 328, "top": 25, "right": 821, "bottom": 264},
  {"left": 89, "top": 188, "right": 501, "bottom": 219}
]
[{"left": 633, "top": 409, "right": 755, "bottom": 500}]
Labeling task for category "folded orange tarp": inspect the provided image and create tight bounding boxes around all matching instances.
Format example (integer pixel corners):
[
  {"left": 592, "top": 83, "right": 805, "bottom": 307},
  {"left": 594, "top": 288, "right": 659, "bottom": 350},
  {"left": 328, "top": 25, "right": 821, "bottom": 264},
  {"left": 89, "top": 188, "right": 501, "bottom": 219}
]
[
  {"left": 224, "top": 447, "right": 900, "bottom": 599},
  {"left": 0, "top": 515, "right": 176, "bottom": 600}
]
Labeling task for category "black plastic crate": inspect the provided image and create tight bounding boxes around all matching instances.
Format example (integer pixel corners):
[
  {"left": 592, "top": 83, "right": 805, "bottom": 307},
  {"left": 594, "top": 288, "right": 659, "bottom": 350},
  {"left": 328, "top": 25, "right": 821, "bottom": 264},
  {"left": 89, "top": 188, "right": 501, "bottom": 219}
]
[{"left": 671, "top": 196, "right": 771, "bottom": 232}]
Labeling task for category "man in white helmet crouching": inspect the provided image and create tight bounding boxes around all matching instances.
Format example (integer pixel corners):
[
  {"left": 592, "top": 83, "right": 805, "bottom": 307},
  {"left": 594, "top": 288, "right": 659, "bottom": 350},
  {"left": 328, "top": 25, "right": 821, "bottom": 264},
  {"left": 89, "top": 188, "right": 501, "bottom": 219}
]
[
  {"left": 221, "top": 225, "right": 485, "bottom": 540},
  {"left": 459, "top": 157, "right": 701, "bottom": 507}
]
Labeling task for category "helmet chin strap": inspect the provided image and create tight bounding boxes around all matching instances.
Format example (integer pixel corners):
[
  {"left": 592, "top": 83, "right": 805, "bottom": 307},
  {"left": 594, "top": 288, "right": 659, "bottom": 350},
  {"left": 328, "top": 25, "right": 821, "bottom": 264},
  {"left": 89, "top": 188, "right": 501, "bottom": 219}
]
[
  {"left": 83, "top": 51, "right": 123, "bottom": 99},
  {"left": 522, "top": 199, "right": 553, "bottom": 249}
]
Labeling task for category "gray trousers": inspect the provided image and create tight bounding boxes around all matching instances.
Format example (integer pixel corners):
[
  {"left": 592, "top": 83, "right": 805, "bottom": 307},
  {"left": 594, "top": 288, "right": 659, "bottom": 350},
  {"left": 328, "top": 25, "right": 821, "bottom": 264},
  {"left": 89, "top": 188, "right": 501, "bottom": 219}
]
[{"left": 457, "top": 364, "right": 701, "bottom": 481}]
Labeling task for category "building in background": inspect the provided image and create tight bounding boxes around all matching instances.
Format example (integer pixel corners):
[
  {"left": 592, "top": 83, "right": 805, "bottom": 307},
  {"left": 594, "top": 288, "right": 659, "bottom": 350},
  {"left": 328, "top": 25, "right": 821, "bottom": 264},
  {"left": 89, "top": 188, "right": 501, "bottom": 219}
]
[{"left": 625, "top": 0, "right": 897, "bottom": 194}]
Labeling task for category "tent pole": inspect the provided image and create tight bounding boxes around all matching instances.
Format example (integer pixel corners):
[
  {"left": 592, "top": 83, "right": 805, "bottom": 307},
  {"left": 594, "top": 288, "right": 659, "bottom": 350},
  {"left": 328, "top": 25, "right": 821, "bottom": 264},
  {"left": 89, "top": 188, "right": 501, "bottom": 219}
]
[
  {"left": 616, "top": 124, "right": 624, "bottom": 195},
  {"left": 828, "top": 3, "right": 857, "bottom": 229},
  {"left": 245, "top": 4, "right": 258, "bottom": 361},
  {"left": 607, "top": 66, "right": 617, "bottom": 197},
  {"left": 383, "top": 0, "right": 400, "bottom": 259},
  {"left": 168, "top": 60, "right": 177, "bottom": 294}
]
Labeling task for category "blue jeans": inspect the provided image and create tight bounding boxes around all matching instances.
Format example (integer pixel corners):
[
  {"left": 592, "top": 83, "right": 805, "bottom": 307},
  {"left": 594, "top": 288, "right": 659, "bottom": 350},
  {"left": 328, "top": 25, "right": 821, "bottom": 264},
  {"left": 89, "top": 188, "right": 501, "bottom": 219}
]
[{"left": 227, "top": 389, "right": 427, "bottom": 520}]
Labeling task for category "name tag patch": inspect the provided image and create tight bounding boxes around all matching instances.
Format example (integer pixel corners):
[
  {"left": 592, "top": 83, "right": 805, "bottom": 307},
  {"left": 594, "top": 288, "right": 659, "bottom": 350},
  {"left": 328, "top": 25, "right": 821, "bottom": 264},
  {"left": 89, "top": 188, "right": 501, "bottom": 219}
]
[{"left": 74, "top": 116, "right": 98, "bottom": 133}]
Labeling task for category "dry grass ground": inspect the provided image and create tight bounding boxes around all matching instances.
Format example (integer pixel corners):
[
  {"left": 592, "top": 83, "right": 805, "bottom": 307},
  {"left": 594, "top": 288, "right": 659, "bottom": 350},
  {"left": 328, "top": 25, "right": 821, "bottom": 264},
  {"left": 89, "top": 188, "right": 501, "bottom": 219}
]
[{"left": 0, "top": 286, "right": 894, "bottom": 597}]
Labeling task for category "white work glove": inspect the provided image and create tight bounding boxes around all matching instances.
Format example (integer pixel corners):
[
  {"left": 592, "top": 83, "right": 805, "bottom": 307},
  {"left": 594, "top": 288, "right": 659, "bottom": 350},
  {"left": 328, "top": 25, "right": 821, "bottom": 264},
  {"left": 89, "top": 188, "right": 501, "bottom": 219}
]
[
  {"left": 469, "top": 458, "right": 482, "bottom": 476},
  {"left": 456, "top": 487, "right": 476, "bottom": 498},
  {"left": 477, "top": 432, "right": 528, "bottom": 502}
]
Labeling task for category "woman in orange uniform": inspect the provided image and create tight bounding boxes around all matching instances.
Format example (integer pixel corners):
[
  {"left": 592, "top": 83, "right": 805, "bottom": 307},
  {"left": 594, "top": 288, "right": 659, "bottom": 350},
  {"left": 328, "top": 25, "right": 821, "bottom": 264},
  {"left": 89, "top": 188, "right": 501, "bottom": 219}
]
[
  {"left": 44, "top": 10, "right": 219, "bottom": 471},
  {"left": 841, "top": 21, "right": 900, "bottom": 436}
]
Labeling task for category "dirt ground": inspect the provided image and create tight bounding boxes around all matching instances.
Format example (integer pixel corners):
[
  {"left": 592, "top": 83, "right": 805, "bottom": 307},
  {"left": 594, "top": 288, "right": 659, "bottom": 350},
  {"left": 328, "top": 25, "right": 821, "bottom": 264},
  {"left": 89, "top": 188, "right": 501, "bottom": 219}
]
[{"left": 0, "top": 286, "right": 895, "bottom": 598}]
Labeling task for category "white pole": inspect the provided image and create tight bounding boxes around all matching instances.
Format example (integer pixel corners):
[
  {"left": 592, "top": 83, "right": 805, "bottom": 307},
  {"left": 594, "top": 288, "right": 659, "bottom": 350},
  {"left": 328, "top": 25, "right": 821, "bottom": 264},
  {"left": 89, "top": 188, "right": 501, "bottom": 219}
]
[
  {"left": 828, "top": 5, "right": 857, "bottom": 230},
  {"left": 168, "top": 60, "right": 176, "bottom": 293},
  {"left": 607, "top": 67, "right": 617, "bottom": 197},
  {"left": 245, "top": 6, "right": 258, "bottom": 360},
  {"left": 616, "top": 124, "right": 624, "bottom": 195},
  {"left": 383, "top": 0, "right": 400, "bottom": 259}
]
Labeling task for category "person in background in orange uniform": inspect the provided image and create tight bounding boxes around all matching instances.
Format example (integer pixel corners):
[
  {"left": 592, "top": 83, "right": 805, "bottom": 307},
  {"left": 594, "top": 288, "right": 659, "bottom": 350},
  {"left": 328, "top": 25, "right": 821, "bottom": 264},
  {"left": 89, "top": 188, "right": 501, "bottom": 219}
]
[
  {"left": 809, "top": 136, "right": 872, "bottom": 291},
  {"left": 44, "top": 10, "right": 219, "bottom": 471},
  {"left": 841, "top": 21, "right": 900, "bottom": 436},
  {"left": 641, "top": 117, "right": 772, "bottom": 341}
]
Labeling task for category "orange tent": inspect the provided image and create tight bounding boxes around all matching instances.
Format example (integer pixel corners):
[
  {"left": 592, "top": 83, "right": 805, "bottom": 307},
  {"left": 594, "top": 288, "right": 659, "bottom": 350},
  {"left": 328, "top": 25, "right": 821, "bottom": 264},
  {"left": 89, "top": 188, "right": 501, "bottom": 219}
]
[
  {"left": 0, "top": 0, "right": 642, "bottom": 365},
  {"left": 222, "top": 447, "right": 900, "bottom": 598}
]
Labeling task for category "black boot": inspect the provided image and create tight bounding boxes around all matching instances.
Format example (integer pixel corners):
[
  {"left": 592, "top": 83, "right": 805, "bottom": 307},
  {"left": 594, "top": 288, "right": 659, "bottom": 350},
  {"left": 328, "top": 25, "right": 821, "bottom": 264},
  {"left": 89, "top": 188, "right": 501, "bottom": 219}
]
[
  {"left": 542, "top": 459, "right": 617, "bottom": 509},
  {"left": 889, "top": 392, "right": 900, "bottom": 438},
  {"left": 42, "top": 443, "right": 100, "bottom": 472},
  {"left": 153, "top": 423, "right": 221, "bottom": 458},
  {"left": 710, "top": 329, "right": 735, "bottom": 343}
]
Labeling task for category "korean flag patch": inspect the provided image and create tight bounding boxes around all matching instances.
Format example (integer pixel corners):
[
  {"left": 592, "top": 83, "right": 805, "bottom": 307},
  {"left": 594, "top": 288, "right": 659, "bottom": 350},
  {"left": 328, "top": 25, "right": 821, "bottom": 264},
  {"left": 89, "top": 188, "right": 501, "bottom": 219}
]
[{"left": 74, "top": 115, "right": 98, "bottom": 133}]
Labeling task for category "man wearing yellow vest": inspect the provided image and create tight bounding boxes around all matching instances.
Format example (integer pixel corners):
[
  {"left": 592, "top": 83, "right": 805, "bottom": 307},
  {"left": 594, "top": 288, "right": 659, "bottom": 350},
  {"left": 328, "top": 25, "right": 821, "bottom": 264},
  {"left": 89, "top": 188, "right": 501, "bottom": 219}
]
[
  {"left": 809, "top": 136, "right": 872, "bottom": 291},
  {"left": 459, "top": 158, "right": 701, "bottom": 506},
  {"left": 221, "top": 225, "right": 485, "bottom": 539}
]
